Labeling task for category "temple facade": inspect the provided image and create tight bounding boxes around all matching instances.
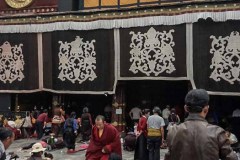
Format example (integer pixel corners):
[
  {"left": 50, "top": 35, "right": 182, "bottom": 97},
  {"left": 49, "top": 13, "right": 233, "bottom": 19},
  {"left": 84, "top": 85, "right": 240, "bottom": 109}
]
[{"left": 0, "top": 0, "right": 240, "bottom": 131}]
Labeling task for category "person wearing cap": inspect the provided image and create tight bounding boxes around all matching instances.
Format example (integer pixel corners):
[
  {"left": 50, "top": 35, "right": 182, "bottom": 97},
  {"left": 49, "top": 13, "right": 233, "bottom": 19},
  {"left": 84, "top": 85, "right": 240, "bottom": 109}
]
[
  {"left": 147, "top": 106, "right": 165, "bottom": 160},
  {"left": 165, "top": 89, "right": 237, "bottom": 160},
  {"left": 27, "top": 143, "right": 51, "bottom": 160}
]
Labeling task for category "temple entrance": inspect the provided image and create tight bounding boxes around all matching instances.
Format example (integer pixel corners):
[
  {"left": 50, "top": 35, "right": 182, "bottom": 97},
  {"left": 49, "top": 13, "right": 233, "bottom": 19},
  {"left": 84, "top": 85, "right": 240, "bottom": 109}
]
[
  {"left": 62, "top": 94, "right": 113, "bottom": 119},
  {"left": 124, "top": 80, "right": 189, "bottom": 131},
  {"left": 125, "top": 80, "right": 189, "bottom": 110},
  {"left": 10, "top": 93, "right": 113, "bottom": 122},
  {"left": 209, "top": 96, "right": 240, "bottom": 139},
  {"left": 8, "top": 81, "right": 240, "bottom": 137},
  {"left": 11, "top": 92, "right": 52, "bottom": 111}
]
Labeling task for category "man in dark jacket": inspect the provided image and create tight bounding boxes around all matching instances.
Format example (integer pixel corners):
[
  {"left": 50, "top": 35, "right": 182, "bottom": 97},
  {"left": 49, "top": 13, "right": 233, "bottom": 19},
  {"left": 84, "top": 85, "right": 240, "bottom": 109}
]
[{"left": 165, "top": 89, "right": 237, "bottom": 160}]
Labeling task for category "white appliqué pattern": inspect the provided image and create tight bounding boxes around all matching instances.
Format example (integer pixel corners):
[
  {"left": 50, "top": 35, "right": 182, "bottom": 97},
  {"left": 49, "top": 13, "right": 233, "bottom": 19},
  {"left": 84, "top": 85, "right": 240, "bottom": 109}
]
[
  {"left": 210, "top": 31, "right": 240, "bottom": 84},
  {"left": 129, "top": 27, "right": 176, "bottom": 76},
  {"left": 0, "top": 41, "right": 25, "bottom": 83},
  {"left": 58, "top": 36, "right": 97, "bottom": 84}
]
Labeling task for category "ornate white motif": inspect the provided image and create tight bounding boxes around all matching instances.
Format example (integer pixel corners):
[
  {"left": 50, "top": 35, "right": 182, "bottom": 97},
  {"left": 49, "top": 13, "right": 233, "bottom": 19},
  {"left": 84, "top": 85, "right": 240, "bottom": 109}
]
[
  {"left": 210, "top": 31, "right": 240, "bottom": 84},
  {"left": 129, "top": 27, "right": 176, "bottom": 76},
  {"left": 0, "top": 41, "right": 25, "bottom": 83},
  {"left": 58, "top": 36, "right": 97, "bottom": 84}
]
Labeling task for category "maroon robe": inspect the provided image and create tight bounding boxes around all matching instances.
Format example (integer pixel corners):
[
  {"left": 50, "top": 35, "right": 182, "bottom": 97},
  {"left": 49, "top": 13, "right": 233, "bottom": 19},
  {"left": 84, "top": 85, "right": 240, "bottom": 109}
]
[
  {"left": 137, "top": 116, "right": 147, "bottom": 137},
  {"left": 86, "top": 123, "right": 122, "bottom": 160}
]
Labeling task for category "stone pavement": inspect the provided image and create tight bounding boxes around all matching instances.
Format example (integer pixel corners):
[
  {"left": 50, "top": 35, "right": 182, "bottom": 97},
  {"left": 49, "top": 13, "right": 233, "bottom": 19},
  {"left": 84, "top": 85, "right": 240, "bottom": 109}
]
[{"left": 7, "top": 138, "right": 167, "bottom": 160}]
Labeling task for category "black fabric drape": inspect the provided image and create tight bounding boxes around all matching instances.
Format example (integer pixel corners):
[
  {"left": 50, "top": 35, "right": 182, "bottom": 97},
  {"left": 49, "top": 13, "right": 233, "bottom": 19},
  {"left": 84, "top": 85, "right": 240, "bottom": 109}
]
[
  {"left": 120, "top": 24, "right": 187, "bottom": 78},
  {"left": 193, "top": 20, "right": 240, "bottom": 93},
  {"left": 0, "top": 33, "right": 39, "bottom": 91},
  {"left": 42, "top": 30, "right": 115, "bottom": 92}
]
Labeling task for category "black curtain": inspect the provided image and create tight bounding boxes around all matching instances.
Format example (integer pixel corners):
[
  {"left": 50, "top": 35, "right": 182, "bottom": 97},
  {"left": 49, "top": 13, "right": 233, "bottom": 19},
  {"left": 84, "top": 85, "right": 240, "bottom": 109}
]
[
  {"left": 193, "top": 20, "right": 240, "bottom": 93},
  {"left": 120, "top": 24, "right": 187, "bottom": 78},
  {"left": 42, "top": 29, "right": 115, "bottom": 92},
  {"left": 0, "top": 33, "right": 39, "bottom": 91}
]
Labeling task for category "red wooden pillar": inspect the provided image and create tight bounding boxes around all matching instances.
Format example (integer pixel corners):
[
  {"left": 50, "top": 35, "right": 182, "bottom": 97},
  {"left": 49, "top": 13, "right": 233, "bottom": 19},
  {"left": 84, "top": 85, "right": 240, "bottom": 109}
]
[{"left": 111, "top": 83, "right": 126, "bottom": 132}]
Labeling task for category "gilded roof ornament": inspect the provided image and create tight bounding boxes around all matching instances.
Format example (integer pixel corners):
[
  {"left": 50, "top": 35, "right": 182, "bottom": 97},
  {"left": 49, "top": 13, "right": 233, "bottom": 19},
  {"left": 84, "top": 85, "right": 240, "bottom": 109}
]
[{"left": 5, "top": 0, "right": 33, "bottom": 9}]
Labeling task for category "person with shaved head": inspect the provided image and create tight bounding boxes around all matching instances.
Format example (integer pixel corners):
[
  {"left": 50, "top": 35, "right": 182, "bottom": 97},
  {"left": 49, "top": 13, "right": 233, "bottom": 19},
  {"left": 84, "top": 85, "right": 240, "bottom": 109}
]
[{"left": 86, "top": 115, "right": 122, "bottom": 160}]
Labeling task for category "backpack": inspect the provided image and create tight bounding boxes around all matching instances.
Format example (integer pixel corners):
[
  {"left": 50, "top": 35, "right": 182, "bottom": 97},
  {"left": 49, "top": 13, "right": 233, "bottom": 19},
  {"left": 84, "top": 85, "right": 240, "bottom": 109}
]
[{"left": 65, "top": 118, "right": 74, "bottom": 132}]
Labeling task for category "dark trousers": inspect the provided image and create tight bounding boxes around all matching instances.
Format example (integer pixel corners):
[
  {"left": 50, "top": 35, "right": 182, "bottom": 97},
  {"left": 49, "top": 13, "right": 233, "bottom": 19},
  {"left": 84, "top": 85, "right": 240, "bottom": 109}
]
[
  {"left": 105, "top": 112, "right": 112, "bottom": 123},
  {"left": 81, "top": 124, "right": 91, "bottom": 141},
  {"left": 147, "top": 136, "right": 162, "bottom": 160},
  {"left": 163, "top": 119, "right": 169, "bottom": 140},
  {"left": 35, "top": 121, "right": 44, "bottom": 139},
  {"left": 22, "top": 127, "right": 31, "bottom": 138},
  {"left": 134, "top": 134, "right": 149, "bottom": 160},
  {"left": 63, "top": 128, "right": 76, "bottom": 150}
]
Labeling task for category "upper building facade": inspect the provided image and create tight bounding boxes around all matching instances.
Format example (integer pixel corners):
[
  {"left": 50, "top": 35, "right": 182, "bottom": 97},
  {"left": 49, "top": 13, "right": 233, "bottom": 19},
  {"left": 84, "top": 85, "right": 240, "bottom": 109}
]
[
  {"left": 0, "top": 0, "right": 240, "bottom": 132},
  {"left": 0, "top": 0, "right": 240, "bottom": 96}
]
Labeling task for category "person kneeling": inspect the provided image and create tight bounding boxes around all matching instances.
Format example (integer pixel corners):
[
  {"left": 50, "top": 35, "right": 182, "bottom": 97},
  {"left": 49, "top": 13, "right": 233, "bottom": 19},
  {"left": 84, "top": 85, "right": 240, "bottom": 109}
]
[
  {"left": 27, "top": 143, "right": 52, "bottom": 160},
  {"left": 86, "top": 115, "right": 122, "bottom": 160}
]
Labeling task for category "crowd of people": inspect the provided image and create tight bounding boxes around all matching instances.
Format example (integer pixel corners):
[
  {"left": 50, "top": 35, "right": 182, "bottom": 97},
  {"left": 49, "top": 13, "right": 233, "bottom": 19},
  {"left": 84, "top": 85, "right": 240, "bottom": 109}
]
[
  {"left": 0, "top": 104, "right": 122, "bottom": 160},
  {"left": 129, "top": 89, "right": 239, "bottom": 160},
  {"left": 0, "top": 89, "right": 239, "bottom": 160}
]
